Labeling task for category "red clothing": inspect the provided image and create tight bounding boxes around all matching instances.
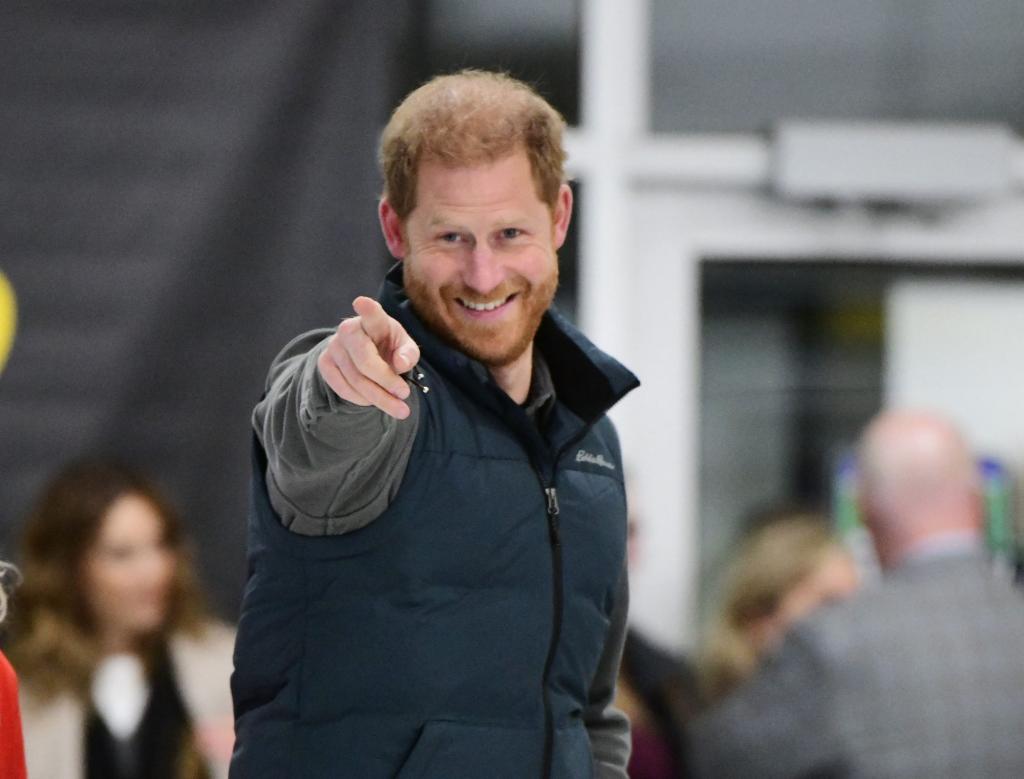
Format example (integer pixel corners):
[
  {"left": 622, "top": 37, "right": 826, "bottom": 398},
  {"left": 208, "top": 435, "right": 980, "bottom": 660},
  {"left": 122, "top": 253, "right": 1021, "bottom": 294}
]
[{"left": 0, "top": 651, "right": 27, "bottom": 779}]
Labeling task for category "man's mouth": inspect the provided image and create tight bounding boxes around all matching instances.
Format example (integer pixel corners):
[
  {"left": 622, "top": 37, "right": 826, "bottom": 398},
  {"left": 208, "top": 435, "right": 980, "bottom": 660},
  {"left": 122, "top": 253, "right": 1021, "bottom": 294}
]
[{"left": 455, "top": 293, "right": 517, "bottom": 313}]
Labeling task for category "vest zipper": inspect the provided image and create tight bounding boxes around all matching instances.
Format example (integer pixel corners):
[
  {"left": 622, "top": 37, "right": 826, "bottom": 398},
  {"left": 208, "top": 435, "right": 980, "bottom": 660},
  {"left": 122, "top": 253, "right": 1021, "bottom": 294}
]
[
  {"left": 539, "top": 482, "right": 562, "bottom": 779},
  {"left": 535, "top": 428, "right": 600, "bottom": 778},
  {"left": 544, "top": 487, "right": 561, "bottom": 545}
]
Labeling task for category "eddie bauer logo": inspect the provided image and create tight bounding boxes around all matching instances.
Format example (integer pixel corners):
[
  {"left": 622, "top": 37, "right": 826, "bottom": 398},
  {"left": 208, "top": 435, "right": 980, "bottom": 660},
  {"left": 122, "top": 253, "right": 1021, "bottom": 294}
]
[{"left": 575, "top": 449, "right": 615, "bottom": 470}]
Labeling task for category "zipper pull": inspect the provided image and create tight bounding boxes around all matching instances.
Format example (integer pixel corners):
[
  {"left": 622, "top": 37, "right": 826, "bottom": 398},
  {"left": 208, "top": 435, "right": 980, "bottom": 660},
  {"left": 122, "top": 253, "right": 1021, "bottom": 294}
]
[
  {"left": 544, "top": 486, "right": 560, "bottom": 545},
  {"left": 544, "top": 486, "right": 560, "bottom": 516},
  {"left": 403, "top": 363, "right": 430, "bottom": 394}
]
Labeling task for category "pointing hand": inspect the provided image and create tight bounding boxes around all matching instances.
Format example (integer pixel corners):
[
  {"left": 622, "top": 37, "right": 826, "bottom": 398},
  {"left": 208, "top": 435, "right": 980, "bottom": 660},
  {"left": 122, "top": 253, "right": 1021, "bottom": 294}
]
[{"left": 317, "top": 296, "right": 421, "bottom": 420}]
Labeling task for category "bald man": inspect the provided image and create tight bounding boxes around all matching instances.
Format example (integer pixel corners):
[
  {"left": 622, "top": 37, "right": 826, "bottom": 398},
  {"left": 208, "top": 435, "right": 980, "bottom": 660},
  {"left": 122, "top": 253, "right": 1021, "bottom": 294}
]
[
  {"left": 859, "top": 412, "right": 983, "bottom": 571},
  {"left": 690, "top": 410, "right": 1024, "bottom": 779}
]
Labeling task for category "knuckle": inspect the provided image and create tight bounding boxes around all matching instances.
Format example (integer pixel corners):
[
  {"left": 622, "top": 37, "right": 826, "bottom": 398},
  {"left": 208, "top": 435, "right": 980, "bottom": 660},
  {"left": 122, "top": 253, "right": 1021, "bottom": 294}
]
[
  {"left": 323, "top": 339, "right": 346, "bottom": 366},
  {"left": 338, "top": 317, "right": 361, "bottom": 336},
  {"left": 318, "top": 348, "right": 341, "bottom": 376}
]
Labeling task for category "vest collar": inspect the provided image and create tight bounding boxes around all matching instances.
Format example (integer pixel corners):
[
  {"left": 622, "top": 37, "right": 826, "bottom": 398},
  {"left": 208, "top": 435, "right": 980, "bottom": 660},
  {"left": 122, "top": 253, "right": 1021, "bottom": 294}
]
[{"left": 378, "top": 263, "right": 639, "bottom": 426}]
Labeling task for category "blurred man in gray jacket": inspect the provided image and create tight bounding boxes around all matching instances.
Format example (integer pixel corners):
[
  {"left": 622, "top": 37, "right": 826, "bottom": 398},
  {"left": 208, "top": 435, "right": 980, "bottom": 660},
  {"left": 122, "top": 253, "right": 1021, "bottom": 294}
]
[{"left": 690, "top": 410, "right": 1024, "bottom": 779}]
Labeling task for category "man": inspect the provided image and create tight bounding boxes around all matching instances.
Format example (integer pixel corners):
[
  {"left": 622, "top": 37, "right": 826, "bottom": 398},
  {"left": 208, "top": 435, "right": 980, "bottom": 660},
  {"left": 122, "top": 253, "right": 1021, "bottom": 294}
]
[
  {"left": 230, "top": 71, "right": 638, "bottom": 779},
  {"left": 690, "top": 410, "right": 1024, "bottom": 779}
]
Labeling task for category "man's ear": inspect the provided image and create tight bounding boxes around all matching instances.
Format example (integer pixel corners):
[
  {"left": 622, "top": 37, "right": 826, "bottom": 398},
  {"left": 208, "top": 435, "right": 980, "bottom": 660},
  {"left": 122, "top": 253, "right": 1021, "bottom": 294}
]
[
  {"left": 552, "top": 183, "right": 573, "bottom": 250},
  {"left": 379, "top": 198, "right": 407, "bottom": 259}
]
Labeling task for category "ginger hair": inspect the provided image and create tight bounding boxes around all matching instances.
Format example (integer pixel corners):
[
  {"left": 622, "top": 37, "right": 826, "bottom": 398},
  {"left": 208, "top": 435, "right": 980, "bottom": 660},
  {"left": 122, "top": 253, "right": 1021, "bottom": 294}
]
[{"left": 379, "top": 69, "right": 567, "bottom": 219}]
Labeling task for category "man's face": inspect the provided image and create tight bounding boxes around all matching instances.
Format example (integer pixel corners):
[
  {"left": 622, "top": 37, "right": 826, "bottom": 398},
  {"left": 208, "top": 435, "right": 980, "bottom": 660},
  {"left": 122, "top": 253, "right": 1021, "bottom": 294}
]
[{"left": 380, "top": 150, "right": 572, "bottom": 367}]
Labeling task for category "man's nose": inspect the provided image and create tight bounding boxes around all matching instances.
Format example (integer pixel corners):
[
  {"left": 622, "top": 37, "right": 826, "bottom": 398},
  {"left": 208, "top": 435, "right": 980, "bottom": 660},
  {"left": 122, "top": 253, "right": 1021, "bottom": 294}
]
[{"left": 462, "top": 242, "right": 503, "bottom": 294}]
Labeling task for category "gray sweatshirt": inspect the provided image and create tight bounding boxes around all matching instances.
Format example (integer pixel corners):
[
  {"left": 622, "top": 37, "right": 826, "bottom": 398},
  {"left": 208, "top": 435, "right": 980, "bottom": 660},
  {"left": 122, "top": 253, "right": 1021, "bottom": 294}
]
[{"left": 253, "top": 330, "right": 631, "bottom": 777}]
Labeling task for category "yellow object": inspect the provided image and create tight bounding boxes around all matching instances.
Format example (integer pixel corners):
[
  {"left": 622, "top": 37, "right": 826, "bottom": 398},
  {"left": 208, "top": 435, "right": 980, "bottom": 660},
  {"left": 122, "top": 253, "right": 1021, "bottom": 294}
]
[{"left": 0, "top": 270, "right": 16, "bottom": 375}]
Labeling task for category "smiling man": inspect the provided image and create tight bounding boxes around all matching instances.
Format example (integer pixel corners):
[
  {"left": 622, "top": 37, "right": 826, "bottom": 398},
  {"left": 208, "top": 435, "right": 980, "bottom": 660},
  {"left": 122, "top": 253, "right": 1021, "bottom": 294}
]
[{"left": 230, "top": 71, "right": 639, "bottom": 779}]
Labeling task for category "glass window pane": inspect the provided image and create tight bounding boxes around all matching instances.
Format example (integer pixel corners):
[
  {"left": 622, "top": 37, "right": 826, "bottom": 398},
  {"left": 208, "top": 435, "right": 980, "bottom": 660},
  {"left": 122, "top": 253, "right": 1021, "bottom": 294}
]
[
  {"left": 413, "top": 0, "right": 581, "bottom": 126},
  {"left": 652, "top": 0, "right": 1024, "bottom": 132}
]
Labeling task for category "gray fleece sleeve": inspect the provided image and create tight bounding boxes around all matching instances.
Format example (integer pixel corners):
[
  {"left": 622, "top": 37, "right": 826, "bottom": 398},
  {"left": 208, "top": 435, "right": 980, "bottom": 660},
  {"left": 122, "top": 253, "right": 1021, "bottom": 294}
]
[
  {"left": 252, "top": 329, "right": 420, "bottom": 536},
  {"left": 584, "top": 566, "right": 632, "bottom": 778}
]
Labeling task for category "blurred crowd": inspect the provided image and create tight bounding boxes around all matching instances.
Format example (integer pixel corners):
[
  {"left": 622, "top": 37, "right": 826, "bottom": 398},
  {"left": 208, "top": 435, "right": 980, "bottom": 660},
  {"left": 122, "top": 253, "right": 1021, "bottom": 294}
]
[
  {"left": 620, "top": 410, "right": 1024, "bottom": 779},
  {"left": 2, "top": 408, "right": 1023, "bottom": 777}
]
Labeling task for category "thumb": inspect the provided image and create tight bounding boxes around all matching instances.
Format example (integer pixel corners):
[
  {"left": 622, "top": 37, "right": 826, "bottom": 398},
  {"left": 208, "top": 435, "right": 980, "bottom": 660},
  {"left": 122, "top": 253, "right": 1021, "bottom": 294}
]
[{"left": 392, "top": 338, "right": 420, "bottom": 373}]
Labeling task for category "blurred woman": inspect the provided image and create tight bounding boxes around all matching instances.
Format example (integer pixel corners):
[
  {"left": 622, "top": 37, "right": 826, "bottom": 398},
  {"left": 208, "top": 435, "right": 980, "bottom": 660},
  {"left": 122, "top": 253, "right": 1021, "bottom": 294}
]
[
  {"left": 0, "top": 560, "right": 27, "bottom": 779},
  {"left": 699, "top": 513, "right": 860, "bottom": 704},
  {"left": 8, "top": 460, "right": 234, "bottom": 779}
]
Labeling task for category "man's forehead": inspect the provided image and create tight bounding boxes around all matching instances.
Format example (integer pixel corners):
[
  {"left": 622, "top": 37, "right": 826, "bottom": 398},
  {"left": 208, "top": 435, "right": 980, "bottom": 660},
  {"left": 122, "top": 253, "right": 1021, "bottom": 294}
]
[{"left": 423, "top": 210, "right": 532, "bottom": 227}]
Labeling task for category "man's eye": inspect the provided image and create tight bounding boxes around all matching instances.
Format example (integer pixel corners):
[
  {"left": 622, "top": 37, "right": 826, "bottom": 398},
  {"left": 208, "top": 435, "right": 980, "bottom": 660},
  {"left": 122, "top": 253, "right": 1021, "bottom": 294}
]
[
  {"left": 439, "top": 232, "right": 461, "bottom": 243},
  {"left": 500, "top": 228, "right": 522, "bottom": 240}
]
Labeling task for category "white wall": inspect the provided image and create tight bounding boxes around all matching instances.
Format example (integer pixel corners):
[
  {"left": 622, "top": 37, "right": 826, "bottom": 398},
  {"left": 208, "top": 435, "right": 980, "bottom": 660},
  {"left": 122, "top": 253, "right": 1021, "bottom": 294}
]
[{"left": 886, "top": 281, "right": 1024, "bottom": 538}]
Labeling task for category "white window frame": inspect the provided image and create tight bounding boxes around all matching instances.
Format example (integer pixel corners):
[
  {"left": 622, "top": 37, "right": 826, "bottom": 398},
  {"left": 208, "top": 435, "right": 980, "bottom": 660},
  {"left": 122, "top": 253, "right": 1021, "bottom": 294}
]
[{"left": 573, "top": 0, "right": 1024, "bottom": 651}]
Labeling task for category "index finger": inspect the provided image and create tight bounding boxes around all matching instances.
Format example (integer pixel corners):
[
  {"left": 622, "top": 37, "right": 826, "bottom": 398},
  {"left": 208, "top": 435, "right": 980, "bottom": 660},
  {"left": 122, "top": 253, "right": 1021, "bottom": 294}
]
[
  {"left": 351, "top": 296, "right": 391, "bottom": 345},
  {"left": 352, "top": 295, "right": 419, "bottom": 373}
]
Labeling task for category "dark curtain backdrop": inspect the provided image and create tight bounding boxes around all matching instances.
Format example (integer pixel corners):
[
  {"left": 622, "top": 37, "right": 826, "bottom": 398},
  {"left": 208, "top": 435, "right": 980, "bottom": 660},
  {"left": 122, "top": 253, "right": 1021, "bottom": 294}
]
[{"left": 0, "top": 1, "right": 418, "bottom": 618}]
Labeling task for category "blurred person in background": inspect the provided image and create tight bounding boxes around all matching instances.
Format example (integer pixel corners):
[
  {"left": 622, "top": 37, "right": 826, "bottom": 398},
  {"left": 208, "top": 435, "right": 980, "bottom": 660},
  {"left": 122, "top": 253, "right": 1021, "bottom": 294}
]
[
  {"left": 698, "top": 512, "right": 860, "bottom": 704},
  {"left": 690, "top": 410, "right": 1024, "bottom": 779},
  {"left": 615, "top": 491, "right": 700, "bottom": 779},
  {"left": 7, "top": 460, "right": 235, "bottom": 779},
  {"left": 0, "top": 271, "right": 26, "bottom": 776},
  {"left": 0, "top": 560, "right": 27, "bottom": 779}
]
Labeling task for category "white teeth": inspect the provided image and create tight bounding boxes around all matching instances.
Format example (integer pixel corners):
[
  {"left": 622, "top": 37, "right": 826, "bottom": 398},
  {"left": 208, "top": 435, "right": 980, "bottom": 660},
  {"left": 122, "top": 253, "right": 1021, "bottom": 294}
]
[{"left": 459, "top": 297, "right": 509, "bottom": 312}]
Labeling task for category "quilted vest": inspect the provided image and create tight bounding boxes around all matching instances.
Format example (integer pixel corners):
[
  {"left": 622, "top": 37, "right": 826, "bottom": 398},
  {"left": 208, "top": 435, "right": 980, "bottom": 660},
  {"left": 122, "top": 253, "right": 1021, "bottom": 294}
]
[{"left": 230, "top": 267, "right": 639, "bottom": 778}]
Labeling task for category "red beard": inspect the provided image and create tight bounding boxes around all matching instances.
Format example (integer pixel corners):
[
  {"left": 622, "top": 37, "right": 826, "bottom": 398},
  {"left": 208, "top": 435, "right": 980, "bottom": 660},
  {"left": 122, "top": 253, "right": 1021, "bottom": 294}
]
[{"left": 403, "top": 264, "right": 558, "bottom": 368}]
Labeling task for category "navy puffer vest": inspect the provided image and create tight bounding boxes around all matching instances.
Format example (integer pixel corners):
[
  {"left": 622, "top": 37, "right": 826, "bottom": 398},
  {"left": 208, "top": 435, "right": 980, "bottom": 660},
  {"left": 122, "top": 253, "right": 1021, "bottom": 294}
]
[{"left": 231, "top": 267, "right": 639, "bottom": 778}]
